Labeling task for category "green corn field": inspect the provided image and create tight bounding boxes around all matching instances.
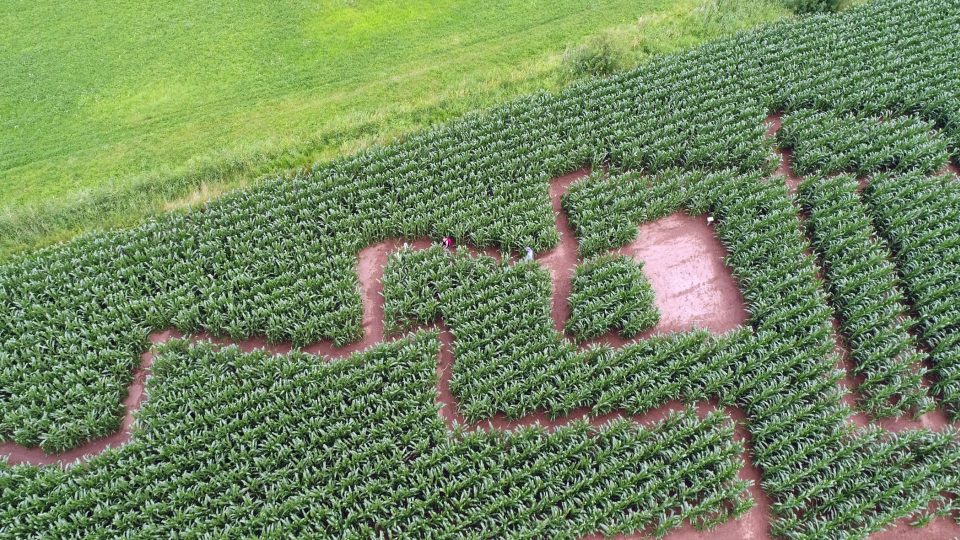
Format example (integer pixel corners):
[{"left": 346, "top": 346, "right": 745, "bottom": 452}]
[{"left": 2, "top": 0, "right": 960, "bottom": 538}]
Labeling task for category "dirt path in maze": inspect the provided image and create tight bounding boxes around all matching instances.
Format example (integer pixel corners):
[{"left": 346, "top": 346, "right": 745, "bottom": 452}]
[
  {"left": 3, "top": 164, "right": 753, "bottom": 457},
  {"left": 8, "top": 113, "right": 954, "bottom": 537},
  {"left": 945, "top": 160, "right": 960, "bottom": 177},
  {"left": 2, "top": 164, "right": 764, "bottom": 537}
]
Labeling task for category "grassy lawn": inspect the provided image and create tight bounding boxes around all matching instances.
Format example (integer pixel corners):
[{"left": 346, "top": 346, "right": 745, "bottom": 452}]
[{"left": 1, "top": 0, "right": 802, "bottom": 256}]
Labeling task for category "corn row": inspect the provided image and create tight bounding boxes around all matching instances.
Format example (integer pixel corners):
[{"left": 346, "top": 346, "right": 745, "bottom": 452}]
[
  {"left": 0, "top": 335, "right": 751, "bottom": 538},
  {"left": 566, "top": 255, "right": 659, "bottom": 342},
  {"left": 1, "top": 0, "right": 960, "bottom": 537},
  {"left": 797, "top": 175, "right": 932, "bottom": 418},
  {"left": 864, "top": 172, "right": 960, "bottom": 418},
  {"left": 778, "top": 110, "right": 951, "bottom": 176}
]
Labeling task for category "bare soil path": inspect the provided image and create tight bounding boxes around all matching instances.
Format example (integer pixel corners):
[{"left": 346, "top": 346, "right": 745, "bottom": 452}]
[
  {"left": 946, "top": 159, "right": 960, "bottom": 177},
  {"left": 3, "top": 165, "right": 767, "bottom": 539}
]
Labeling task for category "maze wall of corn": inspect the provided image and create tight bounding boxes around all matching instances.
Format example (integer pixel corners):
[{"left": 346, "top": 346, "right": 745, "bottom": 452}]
[{"left": 2, "top": 0, "right": 960, "bottom": 537}]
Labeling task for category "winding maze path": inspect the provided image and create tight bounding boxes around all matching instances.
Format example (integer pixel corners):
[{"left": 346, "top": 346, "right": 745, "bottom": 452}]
[
  {"left": 0, "top": 172, "right": 751, "bottom": 464},
  {"left": 3, "top": 115, "right": 960, "bottom": 539}
]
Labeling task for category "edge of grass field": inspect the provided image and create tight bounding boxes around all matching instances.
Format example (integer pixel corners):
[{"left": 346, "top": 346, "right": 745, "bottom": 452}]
[{"left": 0, "top": 0, "right": 870, "bottom": 259}]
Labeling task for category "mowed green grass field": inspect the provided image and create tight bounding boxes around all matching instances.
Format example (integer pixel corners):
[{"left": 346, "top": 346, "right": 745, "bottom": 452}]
[{"left": 1, "top": 0, "right": 799, "bottom": 255}]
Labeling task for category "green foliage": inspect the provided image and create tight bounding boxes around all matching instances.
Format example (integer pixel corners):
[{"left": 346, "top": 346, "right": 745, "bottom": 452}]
[
  {"left": 562, "top": 166, "right": 960, "bottom": 537},
  {"left": 864, "top": 172, "right": 960, "bottom": 419},
  {"left": 381, "top": 241, "right": 739, "bottom": 422},
  {"left": 3, "top": 1, "right": 960, "bottom": 538},
  {"left": 563, "top": 36, "right": 623, "bottom": 78},
  {"left": 778, "top": 110, "right": 951, "bottom": 176},
  {"left": 381, "top": 245, "right": 459, "bottom": 333},
  {"left": 691, "top": 171, "right": 960, "bottom": 539},
  {"left": 787, "top": 0, "right": 840, "bottom": 14},
  {"left": 384, "top": 246, "right": 585, "bottom": 420},
  {"left": 0, "top": 335, "right": 752, "bottom": 537},
  {"left": 563, "top": 170, "right": 690, "bottom": 257},
  {"left": 0, "top": 0, "right": 794, "bottom": 257},
  {"left": 567, "top": 254, "right": 660, "bottom": 341},
  {"left": 797, "top": 175, "right": 933, "bottom": 418},
  {"left": 0, "top": 193, "right": 368, "bottom": 451}
]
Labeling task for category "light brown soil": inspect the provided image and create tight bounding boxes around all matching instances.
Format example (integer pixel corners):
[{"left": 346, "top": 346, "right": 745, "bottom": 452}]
[
  {"left": 872, "top": 512, "right": 960, "bottom": 540},
  {"left": 618, "top": 213, "right": 748, "bottom": 336},
  {"left": 764, "top": 112, "right": 782, "bottom": 139},
  {"left": 540, "top": 167, "right": 589, "bottom": 334}
]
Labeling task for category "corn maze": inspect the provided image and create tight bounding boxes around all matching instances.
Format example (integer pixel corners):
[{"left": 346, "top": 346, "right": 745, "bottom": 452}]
[{"left": 2, "top": 0, "right": 960, "bottom": 538}]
